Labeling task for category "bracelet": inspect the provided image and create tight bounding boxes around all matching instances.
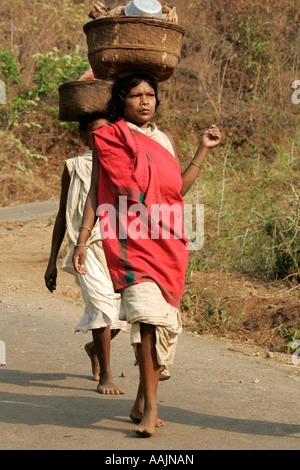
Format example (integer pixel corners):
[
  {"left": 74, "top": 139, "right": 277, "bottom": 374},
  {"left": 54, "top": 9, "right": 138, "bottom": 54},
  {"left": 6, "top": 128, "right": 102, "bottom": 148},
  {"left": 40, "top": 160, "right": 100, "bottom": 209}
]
[
  {"left": 190, "top": 160, "right": 203, "bottom": 169},
  {"left": 75, "top": 244, "right": 87, "bottom": 248},
  {"left": 80, "top": 225, "right": 92, "bottom": 235}
]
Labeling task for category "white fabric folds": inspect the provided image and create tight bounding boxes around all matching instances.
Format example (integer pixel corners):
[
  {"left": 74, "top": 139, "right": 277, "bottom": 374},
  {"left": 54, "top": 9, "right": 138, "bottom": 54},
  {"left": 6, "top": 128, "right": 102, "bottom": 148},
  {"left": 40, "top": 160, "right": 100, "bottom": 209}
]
[
  {"left": 61, "top": 150, "right": 126, "bottom": 333},
  {"left": 119, "top": 282, "right": 182, "bottom": 370}
]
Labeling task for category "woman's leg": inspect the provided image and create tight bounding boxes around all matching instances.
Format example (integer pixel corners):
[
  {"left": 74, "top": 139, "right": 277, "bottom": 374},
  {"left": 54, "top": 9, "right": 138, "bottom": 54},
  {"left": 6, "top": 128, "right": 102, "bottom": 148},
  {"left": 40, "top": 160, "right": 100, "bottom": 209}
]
[
  {"left": 92, "top": 327, "right": 125, "bottom": 394},
  {"left": 84, "top": 341, "right": 100, "bottom": 381},
  {"left": 85, "top": 329, "right": 121, "bottom": 381},
  {"left": 133, "top": 323, "right": 161, "bottom": 437}
]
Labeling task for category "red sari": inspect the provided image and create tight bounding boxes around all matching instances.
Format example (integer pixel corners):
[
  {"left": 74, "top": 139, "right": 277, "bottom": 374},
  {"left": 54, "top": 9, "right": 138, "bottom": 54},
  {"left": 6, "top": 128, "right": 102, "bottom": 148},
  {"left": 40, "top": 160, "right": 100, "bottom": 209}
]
[{"left": 92, "top": 119, "right": 189, "bottom": 309}]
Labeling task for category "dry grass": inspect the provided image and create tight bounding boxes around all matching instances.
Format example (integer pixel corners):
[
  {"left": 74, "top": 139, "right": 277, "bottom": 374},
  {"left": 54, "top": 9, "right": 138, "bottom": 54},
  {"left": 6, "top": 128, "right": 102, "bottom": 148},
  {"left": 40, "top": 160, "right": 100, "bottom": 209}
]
[
  {"left": 0, "top": 0, "right": 299, "bottom": 351},
  {"left": 0, "top": 0, "right": 299, "bottom": 276}
]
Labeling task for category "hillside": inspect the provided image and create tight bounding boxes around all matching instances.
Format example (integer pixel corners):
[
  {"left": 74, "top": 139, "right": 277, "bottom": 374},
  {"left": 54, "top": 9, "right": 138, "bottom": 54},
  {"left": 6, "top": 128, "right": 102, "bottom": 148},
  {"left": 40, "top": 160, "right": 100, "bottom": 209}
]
[{"left": 0, "top": 0, "right": 299, "bottom": 353}]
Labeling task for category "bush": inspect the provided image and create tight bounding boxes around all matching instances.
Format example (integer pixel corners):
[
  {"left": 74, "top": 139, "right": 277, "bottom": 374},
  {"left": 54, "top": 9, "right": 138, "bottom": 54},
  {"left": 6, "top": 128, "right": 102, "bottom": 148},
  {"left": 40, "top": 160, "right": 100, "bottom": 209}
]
[
  {"left": 264, "top": 188, "right": 300, "bottom": 282},
  {"left": 0, "top": 49, "right": 21, "bottom": 85},
  {"left": 33, "top": 47, "right": 89, "bottom": 96},
  {"left": 0, "top": 0, "right": 299, "bottom": 286}
]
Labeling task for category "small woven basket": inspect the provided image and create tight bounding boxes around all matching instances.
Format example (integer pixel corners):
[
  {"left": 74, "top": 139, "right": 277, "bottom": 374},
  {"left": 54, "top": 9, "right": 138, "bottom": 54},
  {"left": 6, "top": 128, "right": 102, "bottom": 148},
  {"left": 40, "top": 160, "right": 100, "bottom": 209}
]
[
  {"left": 83, "top": 16, "right": 185, "bottom": 82},
  {"left": 58, "top": 80, "right": 111, "bottom": 121}
]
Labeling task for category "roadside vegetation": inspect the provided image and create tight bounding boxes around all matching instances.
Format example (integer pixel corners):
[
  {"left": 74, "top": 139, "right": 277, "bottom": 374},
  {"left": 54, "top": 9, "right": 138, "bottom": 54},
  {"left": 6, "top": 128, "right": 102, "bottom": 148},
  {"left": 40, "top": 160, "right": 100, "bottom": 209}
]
[{"left": 0, "top": 0, "right": 299, "bottom": 352}]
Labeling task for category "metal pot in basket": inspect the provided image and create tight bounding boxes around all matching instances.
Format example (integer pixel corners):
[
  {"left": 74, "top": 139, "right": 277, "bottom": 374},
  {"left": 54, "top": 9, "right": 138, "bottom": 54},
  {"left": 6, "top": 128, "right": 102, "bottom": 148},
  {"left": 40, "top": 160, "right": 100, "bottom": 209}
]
[{"left": 83, "top": 16, "right": 185, "bottom": 82}]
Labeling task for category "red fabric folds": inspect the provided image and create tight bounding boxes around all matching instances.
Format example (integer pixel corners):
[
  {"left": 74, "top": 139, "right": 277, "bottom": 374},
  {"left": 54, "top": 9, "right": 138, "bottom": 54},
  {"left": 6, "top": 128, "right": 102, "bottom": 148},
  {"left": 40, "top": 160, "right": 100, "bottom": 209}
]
[{"left": 92, "top": 119, "right": 189, "bottom": 308}]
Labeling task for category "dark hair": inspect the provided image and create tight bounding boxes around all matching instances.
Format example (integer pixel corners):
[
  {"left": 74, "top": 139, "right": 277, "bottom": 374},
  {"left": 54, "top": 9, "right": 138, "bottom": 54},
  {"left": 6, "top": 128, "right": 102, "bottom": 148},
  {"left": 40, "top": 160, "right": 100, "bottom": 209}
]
[
  {"left": 106, "top": 72, "right": 160, "bottom": 123},
  {"left": 78, "top": 113, "right": 106, "bottom": 133}
]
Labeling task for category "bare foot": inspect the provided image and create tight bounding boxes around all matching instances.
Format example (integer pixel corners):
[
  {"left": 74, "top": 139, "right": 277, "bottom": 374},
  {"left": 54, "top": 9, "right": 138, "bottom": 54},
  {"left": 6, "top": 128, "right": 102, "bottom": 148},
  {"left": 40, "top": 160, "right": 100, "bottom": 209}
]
[
  {"left": 97, "top": 376, "right": 125, "bottom": 395},
  {"left": 129, "top": 405, "right": 143, "bottom": 423},
  {"left": 84, "top": 342, "right": 100, "bottom": 381},
  {"left": 159, "top": 369, "right": 171, "bottom": 381},
  {"left": 130, "top": 412, "right": 164, "bottom": 427},
  {"left": 134, "top": 426, "right": 155, "bottom": 438},
  {"left": 130, "top": 404, "right": 164, "bottom": 438},
  {"left": 134, "top": 405, "right": 161, "bottom": 437}
]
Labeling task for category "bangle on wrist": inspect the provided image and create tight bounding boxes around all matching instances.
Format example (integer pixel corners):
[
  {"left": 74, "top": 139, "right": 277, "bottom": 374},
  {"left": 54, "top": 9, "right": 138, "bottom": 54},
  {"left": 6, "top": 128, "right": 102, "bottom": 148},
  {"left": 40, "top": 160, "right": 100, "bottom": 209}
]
[
  {"left": 75, "top": 244, "right": 87, "bottom": 249},
  {"left": 190, "top": 160, "right": 203, "bottom": 169},
  {"left": 80, "top": 225, "right": 92, "bottom": 235}
]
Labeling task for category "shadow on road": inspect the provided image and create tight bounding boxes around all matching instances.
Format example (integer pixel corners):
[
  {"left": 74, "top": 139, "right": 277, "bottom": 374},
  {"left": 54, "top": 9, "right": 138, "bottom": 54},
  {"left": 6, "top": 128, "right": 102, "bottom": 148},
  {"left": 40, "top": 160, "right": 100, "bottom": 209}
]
[{"left": 1, "top": 368, "right": 300, "bottom": 439}]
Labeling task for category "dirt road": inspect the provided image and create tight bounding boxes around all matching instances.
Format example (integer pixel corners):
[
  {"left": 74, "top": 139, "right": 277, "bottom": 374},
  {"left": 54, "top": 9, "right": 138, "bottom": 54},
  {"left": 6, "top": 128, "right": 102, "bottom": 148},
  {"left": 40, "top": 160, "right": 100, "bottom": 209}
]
[{"left": 0, "top": 201, "right": 299, "bottom": 451}]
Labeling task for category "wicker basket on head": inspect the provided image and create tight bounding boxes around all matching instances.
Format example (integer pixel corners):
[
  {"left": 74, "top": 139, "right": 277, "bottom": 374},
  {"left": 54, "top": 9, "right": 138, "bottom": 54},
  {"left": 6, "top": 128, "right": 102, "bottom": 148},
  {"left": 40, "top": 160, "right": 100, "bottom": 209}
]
[
  {"left": 83, "top": 16, "right": 185, "bottom": 82},
  {"left": 58, "top": 80, "right": 112, "bottom": 121}
]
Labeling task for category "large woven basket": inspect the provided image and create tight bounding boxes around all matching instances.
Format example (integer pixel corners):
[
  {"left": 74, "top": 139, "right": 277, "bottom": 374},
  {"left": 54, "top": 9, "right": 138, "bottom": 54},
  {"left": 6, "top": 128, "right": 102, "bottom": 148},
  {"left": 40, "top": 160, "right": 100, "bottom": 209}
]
[
  {"left": 58, "top": 80, "right": 111, "bottom": 121},
  {"left": 83, "top": 16, "right": 185, "bottom": 82}
]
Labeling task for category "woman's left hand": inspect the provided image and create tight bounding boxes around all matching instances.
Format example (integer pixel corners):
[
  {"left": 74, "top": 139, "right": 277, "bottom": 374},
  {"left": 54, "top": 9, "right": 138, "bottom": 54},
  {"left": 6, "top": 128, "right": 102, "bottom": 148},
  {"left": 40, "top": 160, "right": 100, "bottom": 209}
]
[
  {"left": 73, "top": 246, "right": 88, "bottom": 275},
  {"left": 202, "top": 125, "right": 222, "bottom": 149}
]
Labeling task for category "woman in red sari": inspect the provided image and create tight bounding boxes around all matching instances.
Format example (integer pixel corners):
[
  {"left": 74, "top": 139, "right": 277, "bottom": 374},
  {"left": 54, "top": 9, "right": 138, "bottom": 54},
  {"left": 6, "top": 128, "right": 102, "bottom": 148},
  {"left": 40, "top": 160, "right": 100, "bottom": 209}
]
[{"left": 73, "top": 73, "right": 221, "bottom": 437}]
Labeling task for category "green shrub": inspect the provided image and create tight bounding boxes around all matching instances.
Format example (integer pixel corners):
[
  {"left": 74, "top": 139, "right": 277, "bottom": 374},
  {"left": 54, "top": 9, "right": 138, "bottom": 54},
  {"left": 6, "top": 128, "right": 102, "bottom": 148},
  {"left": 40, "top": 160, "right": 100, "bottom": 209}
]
[
  {"left": 0, "top": 49, "right": 21, "bottom": 85},
  {"left": 33, "top": 47, "right": 89, "bottom": 96}
]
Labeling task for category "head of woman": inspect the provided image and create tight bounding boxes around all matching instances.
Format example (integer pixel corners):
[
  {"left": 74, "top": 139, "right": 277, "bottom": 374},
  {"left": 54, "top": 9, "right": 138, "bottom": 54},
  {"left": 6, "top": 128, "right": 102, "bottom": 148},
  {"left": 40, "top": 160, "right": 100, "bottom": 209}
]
[
  {"left": 79, "top": 113, "right": 108, "bottom": 148},
  {"left": 106, "top": 73, "right": 160, "bottom": 128}
]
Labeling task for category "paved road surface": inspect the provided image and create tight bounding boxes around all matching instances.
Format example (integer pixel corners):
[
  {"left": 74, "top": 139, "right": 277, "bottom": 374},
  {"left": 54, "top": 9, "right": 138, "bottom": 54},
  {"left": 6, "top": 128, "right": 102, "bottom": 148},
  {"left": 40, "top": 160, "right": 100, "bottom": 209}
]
[
  {"left": 0, "top": 199, "right": 59, "bottom": 221},
  {"left": 0, "top": 201, "right": 299, "bottom": 452}
]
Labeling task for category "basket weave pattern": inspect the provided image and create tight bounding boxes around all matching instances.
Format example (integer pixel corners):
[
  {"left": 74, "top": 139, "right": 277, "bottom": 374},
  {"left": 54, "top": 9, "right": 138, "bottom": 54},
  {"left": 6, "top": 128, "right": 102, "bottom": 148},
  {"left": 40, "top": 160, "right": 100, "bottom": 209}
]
[
  {"left": 83, "top": 16, "right": 185, "bottom": 82},
  {"left": 58, "top": 80, "right": 111, "bottom": 121}
]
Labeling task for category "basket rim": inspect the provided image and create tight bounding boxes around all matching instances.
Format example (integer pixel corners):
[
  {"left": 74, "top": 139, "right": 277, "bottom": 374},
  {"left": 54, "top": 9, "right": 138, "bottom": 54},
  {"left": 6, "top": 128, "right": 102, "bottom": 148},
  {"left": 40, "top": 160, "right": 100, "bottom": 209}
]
[
  {"left": 58, "top": 80, "right": 112, "bottom": 90},
  {"left": 83, "top": 15, "right": 185, "bottom": 35},
  {"left": 87, "top": 43, "right": 181, "bottom": 57}
]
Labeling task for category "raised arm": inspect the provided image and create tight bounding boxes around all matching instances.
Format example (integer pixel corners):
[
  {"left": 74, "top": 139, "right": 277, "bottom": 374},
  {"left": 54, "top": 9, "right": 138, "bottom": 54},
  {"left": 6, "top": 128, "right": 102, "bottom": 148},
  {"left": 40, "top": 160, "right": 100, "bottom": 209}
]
[
  {"left": 72, "top": 145, "right": 99, "bottom": 275},
  {"left": 180, "top": 125, "right": 221, "bottom": 196}
]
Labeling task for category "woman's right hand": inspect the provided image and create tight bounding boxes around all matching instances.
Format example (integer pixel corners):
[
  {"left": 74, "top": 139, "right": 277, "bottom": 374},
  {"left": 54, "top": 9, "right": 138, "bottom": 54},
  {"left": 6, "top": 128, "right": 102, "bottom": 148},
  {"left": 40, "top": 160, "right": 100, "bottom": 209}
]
[
  {"left": 73, "top": 246, "right": 88, "bottom": 275},
  {"left": 44, "top": 262, "right": 57, "bottom": 292}
]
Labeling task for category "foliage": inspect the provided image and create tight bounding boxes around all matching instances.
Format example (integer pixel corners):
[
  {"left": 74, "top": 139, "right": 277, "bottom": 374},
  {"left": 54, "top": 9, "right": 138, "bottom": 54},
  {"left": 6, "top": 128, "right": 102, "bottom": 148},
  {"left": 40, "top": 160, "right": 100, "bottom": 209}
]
[
  {"left": 33, "top": 47, "right": 89, "bottom": 96},
  {"left": 0, "top": 0, "right": 92, "bottom": 204},
  {"left": 0, "top": 0, "right": 299, "bottom": 289},
  {"left": 182, "top": 128, "right": 300, "bottom": 284},
  {"left": 264, "top": 187, "right": 300, "bottom": 281},
  {"left": 1, "top": 47, "right": 89, "bottom": 123},
  {"left": 0, "top": 49, "right": 21, "bottom": 85}
]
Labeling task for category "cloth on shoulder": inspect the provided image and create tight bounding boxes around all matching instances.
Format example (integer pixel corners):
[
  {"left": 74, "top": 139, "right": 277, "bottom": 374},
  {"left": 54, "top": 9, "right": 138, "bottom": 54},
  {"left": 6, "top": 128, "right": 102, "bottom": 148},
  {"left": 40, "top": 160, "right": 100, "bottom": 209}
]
[
  {"left": 92, "top": 118, "right": 189, "bottom": 310},
  {"left": 61, "top": 150, "right": 103, "bottom": 273},
  {"left": 126, "top": 121, "right": 176, "bottom": 158},
  {"left": 60, "top": 150, "right": 125, "bottom": 332}
]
